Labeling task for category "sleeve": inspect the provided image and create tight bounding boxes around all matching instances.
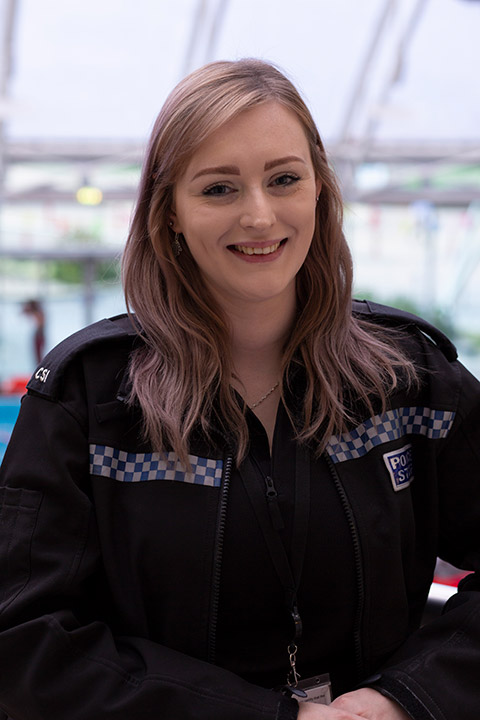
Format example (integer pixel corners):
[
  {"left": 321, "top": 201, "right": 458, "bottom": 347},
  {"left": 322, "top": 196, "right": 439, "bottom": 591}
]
[
  {"left": 362, "top": 360, "right": 480, "bottom": 720},
  {"left": 0, "top": 393, "right": 298, "bottom": 720}
]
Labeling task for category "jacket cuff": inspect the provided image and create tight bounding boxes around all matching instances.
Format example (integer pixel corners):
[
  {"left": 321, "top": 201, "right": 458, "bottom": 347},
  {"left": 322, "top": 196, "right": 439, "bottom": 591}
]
[
  {"left": 360, "top": 672, "right": 435, "bottom": 720},
  {"left": 276, "top": 695, "right": 299, "bottom": 720}
]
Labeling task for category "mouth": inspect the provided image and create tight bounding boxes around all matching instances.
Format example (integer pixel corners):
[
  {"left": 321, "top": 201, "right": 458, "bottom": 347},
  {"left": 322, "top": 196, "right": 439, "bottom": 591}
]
[{"left": 229, "top": 239, "right": 287, "bottom": 256}]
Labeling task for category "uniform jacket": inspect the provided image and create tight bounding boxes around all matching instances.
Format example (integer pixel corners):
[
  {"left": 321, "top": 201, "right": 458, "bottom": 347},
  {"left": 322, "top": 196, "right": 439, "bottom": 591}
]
[{"left": 0, "top": 300, "right": 480, "bottom": 720}]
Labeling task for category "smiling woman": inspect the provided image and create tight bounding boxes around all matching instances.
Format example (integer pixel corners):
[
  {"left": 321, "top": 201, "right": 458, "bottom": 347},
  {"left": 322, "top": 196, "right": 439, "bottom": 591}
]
[
  {"left": 122, "top": 60, "right": 417, "bottom": 466},
  {"left": 171, "top": 102, "right": 320, "bottom": 312},
  {"left": 1, "top": 59, "right": 480, "bottom": 720}
]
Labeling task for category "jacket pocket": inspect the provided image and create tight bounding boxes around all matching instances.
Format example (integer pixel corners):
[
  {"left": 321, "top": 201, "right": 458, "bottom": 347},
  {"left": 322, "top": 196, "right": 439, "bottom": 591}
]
[
  {"left": 0, "top": 486, "right": 42, "bottom": 614},
  {"left": 94, "top": 400, "right": 130, "bottom": 424}
]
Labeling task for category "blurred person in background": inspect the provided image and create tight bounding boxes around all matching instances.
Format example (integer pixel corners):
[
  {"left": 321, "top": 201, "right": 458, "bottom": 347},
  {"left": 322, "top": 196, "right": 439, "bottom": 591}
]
[
  {"left": 21, "top": 298, "right": 45, "bottom": 364},
  {"left": 0, "top": 59, "right": 479, "bottom": 720}
]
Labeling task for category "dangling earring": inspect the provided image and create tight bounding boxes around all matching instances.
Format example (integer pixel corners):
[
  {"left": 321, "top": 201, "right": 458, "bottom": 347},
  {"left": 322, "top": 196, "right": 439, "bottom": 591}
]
[
  {"left": 173, "top": 233, "right": 182, "bottom": 257},
  {"left": 169, "top": 220, "right": 182, "bottom": 257}
]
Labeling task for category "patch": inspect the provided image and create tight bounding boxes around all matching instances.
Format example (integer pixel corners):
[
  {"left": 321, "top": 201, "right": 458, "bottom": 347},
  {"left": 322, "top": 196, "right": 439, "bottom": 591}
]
[
  {"left": 89, "top": 444, "right": 223, "bottom": 487},
  {"left": 383, "top": 444, "right": 413, "bottom": 492},
  {"left": 326, "top": 406, "right": 455, "bottom": 464}
]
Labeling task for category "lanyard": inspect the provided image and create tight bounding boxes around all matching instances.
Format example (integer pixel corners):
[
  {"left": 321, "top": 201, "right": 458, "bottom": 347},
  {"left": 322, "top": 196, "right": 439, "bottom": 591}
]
[{"left": 237, "top": 443, "right": 310, "bottom": 685}]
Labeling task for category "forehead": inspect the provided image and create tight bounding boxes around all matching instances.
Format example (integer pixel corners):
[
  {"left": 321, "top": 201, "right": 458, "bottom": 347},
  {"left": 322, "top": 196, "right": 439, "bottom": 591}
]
[{"left": 183, "top": 101, "right": 311, "bottom": 174}]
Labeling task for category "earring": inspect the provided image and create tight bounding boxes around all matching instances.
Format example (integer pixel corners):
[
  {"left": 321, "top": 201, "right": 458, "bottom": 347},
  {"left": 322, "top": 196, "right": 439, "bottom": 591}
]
[
  {"left": 169, "top": 220, "right": 182, "bottom": 257},
  {"left": 173, "top": 233, "right": 182, "bottom": 257}
]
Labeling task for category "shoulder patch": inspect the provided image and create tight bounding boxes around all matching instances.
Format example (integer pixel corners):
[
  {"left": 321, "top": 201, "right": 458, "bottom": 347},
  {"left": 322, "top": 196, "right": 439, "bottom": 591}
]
[
  {"left": 27, "top": 314, "right": 141, "bottom": 400},
  {"left": 383, "top": 443, "right": 414, "bottom": 491},
  {"left": 352, "top": 299, "right": 457, "bottom": 362}
]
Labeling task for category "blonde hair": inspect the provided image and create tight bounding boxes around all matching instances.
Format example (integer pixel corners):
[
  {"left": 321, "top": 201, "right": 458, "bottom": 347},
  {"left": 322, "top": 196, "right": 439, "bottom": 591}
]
[{"left": 122, "top": 58, "right": 416, "bottom": 464}]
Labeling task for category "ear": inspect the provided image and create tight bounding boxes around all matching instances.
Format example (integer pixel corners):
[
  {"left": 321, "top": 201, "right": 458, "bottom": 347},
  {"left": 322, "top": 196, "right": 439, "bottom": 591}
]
[
  {"left": 168, "top": 210, "right": 182, "bottom": 233},
  {"left": 315, "top": 178, "right": 322, "bottom": 200}
]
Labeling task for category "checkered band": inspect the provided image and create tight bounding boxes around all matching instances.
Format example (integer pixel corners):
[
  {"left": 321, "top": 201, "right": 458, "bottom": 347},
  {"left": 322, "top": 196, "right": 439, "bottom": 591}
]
[
  {"left": 326, "top": 406, "right": 455, "bottom": 464},
  {"left": 89, "top": 445, "right": 223, "bottom": 487}
]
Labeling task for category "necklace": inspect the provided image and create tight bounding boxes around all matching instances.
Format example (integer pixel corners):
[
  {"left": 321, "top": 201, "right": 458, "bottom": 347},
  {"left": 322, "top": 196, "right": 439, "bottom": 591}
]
[{"left": 250, "top": 380, "right": 280, "bottom": 409}]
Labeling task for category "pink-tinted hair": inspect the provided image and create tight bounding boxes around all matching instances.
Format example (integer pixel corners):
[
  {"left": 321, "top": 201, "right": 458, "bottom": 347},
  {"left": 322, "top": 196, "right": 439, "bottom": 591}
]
[{"left": 122, "top": 58, "right": 417, "bottom": 464}]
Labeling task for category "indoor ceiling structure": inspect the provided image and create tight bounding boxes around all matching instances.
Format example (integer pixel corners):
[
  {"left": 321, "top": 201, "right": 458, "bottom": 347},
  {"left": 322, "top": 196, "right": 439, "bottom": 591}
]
[
  {"left": 0, "top": 0, "right": 478, "bottom": 209},
  {"left": 0, "top": 0, "right": 479, "bottom": 374}
]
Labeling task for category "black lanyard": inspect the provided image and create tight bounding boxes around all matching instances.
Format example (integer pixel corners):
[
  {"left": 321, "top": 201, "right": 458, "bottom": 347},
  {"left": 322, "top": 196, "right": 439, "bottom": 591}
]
[{"left": 237, "top": 443, "right": 311, "bottom": 683}]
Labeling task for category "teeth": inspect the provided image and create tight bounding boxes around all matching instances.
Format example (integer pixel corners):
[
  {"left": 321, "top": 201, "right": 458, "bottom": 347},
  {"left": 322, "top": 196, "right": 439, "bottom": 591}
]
[{"left": 234, "top": 242, "right": 281, "bottom": 255}]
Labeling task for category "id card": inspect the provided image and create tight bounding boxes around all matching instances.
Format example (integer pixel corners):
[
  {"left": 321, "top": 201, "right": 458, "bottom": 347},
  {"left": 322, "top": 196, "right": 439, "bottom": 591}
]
[{"left": 295, "top": 674, "right": 332, "bottom": 704}]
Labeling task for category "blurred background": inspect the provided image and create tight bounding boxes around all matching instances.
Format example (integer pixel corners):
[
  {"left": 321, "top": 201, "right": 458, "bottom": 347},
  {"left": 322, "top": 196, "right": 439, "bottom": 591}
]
[{"left": 0, "top": 0, "right": 480, "bottom": 456}]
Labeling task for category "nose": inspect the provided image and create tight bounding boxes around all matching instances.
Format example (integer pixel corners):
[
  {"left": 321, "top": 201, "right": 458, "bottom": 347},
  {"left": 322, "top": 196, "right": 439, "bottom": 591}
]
[{"left": 239, "top": 189, "right": 276, "bottom": 232}]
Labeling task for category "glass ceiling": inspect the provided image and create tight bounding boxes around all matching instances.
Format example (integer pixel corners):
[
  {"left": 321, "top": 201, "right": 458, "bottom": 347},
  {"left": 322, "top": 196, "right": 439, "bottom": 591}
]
[{"left": 0, "top": 0, "right": 479, "bottom": 378}]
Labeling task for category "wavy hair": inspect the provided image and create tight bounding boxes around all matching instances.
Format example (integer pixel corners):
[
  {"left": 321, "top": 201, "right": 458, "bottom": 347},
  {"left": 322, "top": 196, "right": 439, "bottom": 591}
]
[{"left": 122, "top": 58, "right": 417, "bottom": 465}]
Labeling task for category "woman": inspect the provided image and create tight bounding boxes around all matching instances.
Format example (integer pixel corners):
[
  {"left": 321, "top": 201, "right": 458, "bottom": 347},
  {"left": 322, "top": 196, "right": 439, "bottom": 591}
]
[{"left": 0, "top": 59, "right": 479, "bottom": 720}]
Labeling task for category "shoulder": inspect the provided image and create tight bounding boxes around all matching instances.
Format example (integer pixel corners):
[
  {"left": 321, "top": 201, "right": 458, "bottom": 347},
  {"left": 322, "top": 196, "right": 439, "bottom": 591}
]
[
  {"left": 352, "top": 299, "right": 479, "bottom": 426},
  {"left": 352, "top": 298, "right": 458, "bottom": 363},
  {"left": 26, "top": 314, "right": 143, "bottom": 400}
]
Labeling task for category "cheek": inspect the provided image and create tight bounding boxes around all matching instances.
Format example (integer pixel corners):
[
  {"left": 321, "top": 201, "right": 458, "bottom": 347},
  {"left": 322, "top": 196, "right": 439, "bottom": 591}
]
[
  {"left": 297, "top": 210, "right": 316, "bottom": 260},
  {"left": 183, "top": 209, "right": 231, "bottom": 251},
  {"left": 297, "top": 204, "right": 317, "bottom": 240},
  {"left": 181, "top": 223, "right": 220, "bottom": 272}
]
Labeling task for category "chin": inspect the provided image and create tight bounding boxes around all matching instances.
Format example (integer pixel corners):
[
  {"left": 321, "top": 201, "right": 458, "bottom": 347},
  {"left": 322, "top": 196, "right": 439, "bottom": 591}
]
[{"left": 238, "top": 283, "right": 294, "bottom": 304}]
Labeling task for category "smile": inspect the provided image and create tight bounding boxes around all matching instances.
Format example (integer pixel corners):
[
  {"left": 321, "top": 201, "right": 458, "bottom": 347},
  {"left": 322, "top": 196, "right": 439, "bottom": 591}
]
[{"left": 232, "top": 241, "right": 282, "bottom": 255}]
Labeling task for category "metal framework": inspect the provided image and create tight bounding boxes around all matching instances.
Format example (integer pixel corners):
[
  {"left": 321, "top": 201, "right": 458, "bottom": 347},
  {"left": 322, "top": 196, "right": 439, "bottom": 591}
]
[
  {"left": 1, "top": 0, "right": 479, "bottom": 207},
  {"left": 2, "top": 138, "right": 479, "bottom": 207}
]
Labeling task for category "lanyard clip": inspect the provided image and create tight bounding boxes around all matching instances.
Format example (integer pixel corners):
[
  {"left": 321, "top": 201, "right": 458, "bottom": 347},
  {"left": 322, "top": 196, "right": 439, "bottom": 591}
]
[{"left": 287, "top": 642, "right": 301, "bottom": 687}]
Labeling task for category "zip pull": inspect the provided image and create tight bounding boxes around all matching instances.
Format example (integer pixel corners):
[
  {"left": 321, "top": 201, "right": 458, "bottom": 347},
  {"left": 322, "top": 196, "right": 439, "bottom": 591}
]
[{"left": 265, "top": 476, "right": 284, "bottom": 531}]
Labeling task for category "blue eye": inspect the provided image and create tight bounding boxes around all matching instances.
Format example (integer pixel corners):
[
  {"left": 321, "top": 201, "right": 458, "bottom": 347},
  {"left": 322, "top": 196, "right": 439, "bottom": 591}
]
[
  {"left": 272, "top": 173, "right": 300, "bottom": 187},
  {"left": 202, "top": 183, "right": 233, "bottom": 196}
]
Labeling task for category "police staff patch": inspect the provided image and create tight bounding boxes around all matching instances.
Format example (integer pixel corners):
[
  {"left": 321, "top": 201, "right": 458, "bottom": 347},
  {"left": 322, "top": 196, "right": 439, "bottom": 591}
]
[{"left": 383, "top": 444, "right": 413, "bottom": 492}]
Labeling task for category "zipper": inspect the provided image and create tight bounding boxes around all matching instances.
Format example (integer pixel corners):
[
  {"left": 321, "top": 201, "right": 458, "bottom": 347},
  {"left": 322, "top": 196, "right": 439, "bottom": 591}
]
[
  {"left": 264, "top": 475, "right": 285, "bottom": 531},
  {"left": 248, "top": 450, "right": 285, "bottom": 533},
  {"left": 207, "top": 453, "right": 233, "bottom": 664},
  {"left": 207, "top": 448, "right": 365, "bottom": 676},
  {"left": 324, "top": 451, "right": 366, "bottom": 681}
]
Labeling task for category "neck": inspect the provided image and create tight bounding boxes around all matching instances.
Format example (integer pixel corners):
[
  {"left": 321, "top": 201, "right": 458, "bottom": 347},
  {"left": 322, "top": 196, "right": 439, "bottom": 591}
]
[
  {"left": 235, "top": 299, "right": 294, "bottom": 355},
  {"left": 222, "top": 292, "right": 297, "bottom": 395}
]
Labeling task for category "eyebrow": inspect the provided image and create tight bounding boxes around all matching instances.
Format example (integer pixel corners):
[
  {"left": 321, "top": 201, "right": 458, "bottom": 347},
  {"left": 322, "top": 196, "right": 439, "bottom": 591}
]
[
  {"left": 264, "top": 155, "right": 307, "bottom": 170},
  {"left": 191, "top": 155, "right": 307, "bottom": 181},
  {"left": 191, "top": 165, "right": 240, "bottom": 180}
]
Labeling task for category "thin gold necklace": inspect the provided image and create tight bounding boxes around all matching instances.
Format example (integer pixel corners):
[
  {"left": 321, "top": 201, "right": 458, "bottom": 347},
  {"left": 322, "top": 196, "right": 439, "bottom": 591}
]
[{"left": 250, "top": 380, "right": 280, "bottom": 409}]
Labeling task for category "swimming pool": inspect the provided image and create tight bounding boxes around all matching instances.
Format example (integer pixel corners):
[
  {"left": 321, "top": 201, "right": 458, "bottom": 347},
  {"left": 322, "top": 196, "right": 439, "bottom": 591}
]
[{"left": 0, "top": 396, "right": 21, "bottom": 462}]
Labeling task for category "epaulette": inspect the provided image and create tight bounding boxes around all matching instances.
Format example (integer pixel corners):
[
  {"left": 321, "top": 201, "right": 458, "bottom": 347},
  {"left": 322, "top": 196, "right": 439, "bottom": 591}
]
[
  {"left": 26, "top": 313, "right": 141, "bottom": 400},
  {"left": 352, "top": 299, "right": 458, "bottom": 362}
]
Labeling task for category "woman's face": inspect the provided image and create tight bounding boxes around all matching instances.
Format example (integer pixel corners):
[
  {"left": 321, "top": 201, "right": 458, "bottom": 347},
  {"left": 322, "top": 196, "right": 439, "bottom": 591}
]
[{"left": 171, "top": 101, "right": 321, "bottom": 312}]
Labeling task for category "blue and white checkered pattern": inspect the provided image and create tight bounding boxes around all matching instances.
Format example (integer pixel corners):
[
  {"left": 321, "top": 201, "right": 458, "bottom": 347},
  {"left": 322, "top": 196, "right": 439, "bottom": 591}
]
[
  {"left": 326, "top": 406, "right": 455, "bottom": 464},
  {"left": 89, "top": 444, "right": 223, "bottom": 487}
]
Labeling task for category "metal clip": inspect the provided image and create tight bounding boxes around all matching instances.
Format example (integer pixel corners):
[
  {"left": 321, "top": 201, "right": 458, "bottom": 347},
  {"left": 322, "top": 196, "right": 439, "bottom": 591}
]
[{"left": 287, "top": 642, "right": 301, "bottom": 687}]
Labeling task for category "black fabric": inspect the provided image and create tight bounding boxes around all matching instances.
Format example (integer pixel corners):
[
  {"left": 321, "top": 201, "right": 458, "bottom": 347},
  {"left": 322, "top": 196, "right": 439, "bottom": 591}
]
[
  {"left": 215, "top": 402, "right": 360, "bottom": 694},
  {"left": 1, "top": 308, "right": 480, "bottom": 719},
  {"left": 352, "top": 298, "right": 458, "bottom": 361},
  {"left": 367, "top": 675, "right": 439, "bottom": 720},
  {"left": 26, "top": 313, "right": 138, "bottom": 399}
]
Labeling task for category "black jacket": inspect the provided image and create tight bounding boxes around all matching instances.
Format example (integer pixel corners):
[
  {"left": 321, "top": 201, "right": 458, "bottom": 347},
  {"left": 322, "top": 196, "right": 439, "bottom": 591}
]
[{"left": 1, "top": 300, "right": 479, "bottom": 720}]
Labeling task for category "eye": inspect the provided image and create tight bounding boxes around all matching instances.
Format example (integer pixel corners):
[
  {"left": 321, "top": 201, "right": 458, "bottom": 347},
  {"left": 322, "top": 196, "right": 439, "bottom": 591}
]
[
  {"left": 270, "top": 173, "right": 300, "bottom": 188},
  {"left": 202, "top": 183, "right": 235, "bottom": 197}
]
